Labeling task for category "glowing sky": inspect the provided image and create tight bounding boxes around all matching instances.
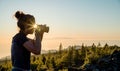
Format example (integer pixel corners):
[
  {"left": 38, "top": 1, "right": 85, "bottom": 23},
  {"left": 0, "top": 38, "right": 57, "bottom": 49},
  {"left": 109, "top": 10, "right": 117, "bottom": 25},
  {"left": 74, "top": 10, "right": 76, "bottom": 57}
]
[{"left": 0, "top": 0, "right": 120, "bottom": 58}]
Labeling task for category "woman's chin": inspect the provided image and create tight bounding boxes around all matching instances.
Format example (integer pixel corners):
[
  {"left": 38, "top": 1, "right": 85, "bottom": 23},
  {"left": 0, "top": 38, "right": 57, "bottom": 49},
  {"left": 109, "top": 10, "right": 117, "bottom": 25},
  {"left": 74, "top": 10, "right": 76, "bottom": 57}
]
[
  {"left": 30, "top": 32, "right": 34, "bottom": 34},
  {"left": 28, "top": 31, "right": 34, "bottom": 34}
]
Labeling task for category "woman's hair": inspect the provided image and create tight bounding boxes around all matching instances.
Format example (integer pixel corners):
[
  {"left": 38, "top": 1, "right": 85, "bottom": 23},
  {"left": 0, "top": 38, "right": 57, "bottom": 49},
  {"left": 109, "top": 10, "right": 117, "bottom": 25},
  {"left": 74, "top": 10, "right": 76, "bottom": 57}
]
[{"left": 15, "top": 11, "right": 35, "bottom": 32}]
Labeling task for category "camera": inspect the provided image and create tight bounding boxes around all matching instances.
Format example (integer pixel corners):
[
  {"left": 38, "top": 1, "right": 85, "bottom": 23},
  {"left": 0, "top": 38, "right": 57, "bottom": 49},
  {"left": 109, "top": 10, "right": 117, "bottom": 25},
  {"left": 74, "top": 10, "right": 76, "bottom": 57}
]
[{"left": 35, "top": 24, "right": 49, "bottom": 33}]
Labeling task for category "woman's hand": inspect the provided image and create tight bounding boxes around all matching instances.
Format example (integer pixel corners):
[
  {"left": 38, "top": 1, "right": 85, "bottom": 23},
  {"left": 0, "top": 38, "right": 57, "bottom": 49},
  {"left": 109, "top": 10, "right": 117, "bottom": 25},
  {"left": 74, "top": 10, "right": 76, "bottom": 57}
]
[{"left": 35, "top": 27, "right": 44, "bottom": 41}]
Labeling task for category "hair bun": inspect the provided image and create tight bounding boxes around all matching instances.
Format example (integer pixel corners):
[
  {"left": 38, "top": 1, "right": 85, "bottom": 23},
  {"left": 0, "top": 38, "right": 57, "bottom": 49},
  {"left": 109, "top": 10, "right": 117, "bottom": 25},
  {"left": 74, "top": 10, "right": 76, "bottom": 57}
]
[{"left": 15, "top": 11, "right": 24, "bottom": 20}]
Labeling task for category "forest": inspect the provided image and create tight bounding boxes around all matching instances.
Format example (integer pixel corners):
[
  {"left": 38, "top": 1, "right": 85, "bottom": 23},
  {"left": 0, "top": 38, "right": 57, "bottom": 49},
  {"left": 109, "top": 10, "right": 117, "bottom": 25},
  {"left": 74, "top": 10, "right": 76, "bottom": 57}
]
[{"left": 0, "top": 43, "right": 120, "bottom": 71}]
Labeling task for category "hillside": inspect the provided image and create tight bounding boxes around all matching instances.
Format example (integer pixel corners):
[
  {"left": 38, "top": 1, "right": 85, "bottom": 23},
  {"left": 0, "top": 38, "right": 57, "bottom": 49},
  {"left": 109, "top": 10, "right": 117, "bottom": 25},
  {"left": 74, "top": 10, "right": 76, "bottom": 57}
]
[{"left": 0, "top": 43, "right": 120, "bottom": 71}]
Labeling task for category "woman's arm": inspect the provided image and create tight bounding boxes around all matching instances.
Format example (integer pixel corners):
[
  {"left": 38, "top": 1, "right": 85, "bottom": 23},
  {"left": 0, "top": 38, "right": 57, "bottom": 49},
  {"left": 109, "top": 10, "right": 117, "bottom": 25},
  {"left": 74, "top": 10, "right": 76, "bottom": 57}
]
[{"left": 23, "top": 31, "right": 44, "bottom": 55}]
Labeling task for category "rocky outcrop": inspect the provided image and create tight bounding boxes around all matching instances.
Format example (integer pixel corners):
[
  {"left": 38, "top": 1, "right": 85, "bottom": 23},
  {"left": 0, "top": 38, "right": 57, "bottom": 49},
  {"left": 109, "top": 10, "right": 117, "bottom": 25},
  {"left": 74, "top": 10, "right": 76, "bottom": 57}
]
[{"left": 84, "top": 50, "right": 120, "bottom": 71}]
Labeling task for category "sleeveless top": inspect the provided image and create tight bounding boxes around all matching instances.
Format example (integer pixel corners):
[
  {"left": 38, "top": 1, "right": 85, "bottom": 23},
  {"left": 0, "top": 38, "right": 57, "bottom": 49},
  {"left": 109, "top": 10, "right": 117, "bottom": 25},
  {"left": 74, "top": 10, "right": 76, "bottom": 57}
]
[{"left": 11, "top": 32, "right": 30, "bottom": 70}]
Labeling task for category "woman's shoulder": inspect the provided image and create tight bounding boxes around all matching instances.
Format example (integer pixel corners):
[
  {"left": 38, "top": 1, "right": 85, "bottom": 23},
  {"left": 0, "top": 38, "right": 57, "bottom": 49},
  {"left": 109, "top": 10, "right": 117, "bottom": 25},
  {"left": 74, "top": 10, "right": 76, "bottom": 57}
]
[
  {"left": 13, "top": 33, "right": 21, "bottom": 39},
  {"left": 12, "top": 33, "right": 28, "bottom": 45},
  {"left": 13, "top": 33, "right": 26, "bottom": 41}
]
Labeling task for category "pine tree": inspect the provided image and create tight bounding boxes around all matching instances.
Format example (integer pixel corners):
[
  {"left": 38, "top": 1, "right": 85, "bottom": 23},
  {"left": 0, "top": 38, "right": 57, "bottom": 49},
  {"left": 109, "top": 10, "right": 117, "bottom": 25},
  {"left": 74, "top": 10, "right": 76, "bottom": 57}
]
[
  {"left": 59, "top": 43, "right": 63, "bottom": 54},
  {"left": 97, "top": 42, "right": 101, "bottom": 47}
]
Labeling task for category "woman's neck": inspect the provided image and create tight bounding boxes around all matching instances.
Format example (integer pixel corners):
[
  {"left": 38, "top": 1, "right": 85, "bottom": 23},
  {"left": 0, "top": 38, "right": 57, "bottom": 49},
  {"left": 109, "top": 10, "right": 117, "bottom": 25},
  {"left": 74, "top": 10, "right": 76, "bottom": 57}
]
[{"left": 19, "top": 30, "right": 28, "bottom": 36}]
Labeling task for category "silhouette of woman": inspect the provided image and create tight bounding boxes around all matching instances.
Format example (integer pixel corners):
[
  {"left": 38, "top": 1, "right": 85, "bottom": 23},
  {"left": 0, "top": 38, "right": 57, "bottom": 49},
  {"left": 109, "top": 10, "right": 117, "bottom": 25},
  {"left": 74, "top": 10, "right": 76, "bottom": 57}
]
[{"left": 11, "top": 11, "right": 43, "bottom": 71}]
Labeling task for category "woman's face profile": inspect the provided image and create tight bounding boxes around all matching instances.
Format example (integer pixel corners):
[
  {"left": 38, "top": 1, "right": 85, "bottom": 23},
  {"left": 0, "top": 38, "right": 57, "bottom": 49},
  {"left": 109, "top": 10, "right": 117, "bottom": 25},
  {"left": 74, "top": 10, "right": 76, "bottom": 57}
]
[{"left": 24, "top": 19, "right": 35, "bottom": 34}]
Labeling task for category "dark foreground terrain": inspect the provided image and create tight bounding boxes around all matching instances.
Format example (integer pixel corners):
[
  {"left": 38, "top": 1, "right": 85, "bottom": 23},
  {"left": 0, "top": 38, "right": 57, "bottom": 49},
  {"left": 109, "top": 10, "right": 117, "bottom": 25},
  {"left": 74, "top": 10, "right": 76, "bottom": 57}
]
[{"left": 0, "top": 43, "right": 120, "bottom": 71}]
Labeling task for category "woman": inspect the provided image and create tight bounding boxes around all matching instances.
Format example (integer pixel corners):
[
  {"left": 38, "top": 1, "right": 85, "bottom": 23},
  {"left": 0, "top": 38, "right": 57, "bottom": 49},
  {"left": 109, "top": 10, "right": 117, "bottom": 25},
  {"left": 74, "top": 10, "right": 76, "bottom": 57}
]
[{"left": 11, "top": 11, "right": 43, "bottom": 71}]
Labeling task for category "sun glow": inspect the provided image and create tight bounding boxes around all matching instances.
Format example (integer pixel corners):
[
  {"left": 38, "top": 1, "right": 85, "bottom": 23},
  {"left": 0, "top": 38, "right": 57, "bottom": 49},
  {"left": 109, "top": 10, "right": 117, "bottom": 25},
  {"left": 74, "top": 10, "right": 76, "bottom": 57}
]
[{"left": 33, "top": 24, "right": 37, "bottom": 29}]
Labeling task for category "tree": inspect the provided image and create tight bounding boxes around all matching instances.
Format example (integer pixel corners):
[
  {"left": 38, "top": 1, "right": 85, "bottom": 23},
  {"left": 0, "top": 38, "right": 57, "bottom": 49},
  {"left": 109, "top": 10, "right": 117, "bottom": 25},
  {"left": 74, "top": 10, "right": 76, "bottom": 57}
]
[
  {"left": 73, "top": 49, "right": 80, "bottom": 66},
  {"left": 51, "top": 57, "right": 56, "bottom": 69},
  {"left": 42, "top": 55, "right": 46, "bottom": 65},
  {"left": 59, "top": 43, "right": 63, "bottom": 55},
  {"left": 91, "top": 43, "right": 97, "bottom": 53},
  {"left": 97, "top": 42, "right": 101, "bottom": 47},
  {"left": 104, "top": 43, "right": 109, "bottom": 48}
]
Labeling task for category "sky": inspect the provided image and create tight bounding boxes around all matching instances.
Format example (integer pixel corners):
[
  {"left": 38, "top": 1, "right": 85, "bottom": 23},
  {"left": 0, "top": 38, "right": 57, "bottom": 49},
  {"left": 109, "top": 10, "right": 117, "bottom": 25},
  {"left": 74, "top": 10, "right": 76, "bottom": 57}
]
[{"left": 0, "top": 0, "right": 120, "bottom": 58}]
